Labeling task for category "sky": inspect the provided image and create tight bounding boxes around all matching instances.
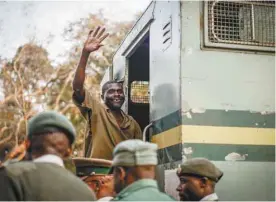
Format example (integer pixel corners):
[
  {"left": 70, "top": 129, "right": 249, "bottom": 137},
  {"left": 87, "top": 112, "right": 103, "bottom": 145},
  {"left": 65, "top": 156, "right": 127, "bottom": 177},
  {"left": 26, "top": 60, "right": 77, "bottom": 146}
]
[
  {"left": 0, "top": 0, "right": 151, "bottom": 100},
  {"left": 0, "top": 0, "right": 151, "bottom": 64}
]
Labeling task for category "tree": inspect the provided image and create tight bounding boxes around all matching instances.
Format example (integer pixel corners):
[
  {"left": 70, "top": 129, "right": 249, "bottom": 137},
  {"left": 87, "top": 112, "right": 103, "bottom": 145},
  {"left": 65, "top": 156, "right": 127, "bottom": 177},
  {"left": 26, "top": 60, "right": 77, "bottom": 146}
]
[
  {"left": 0, "top": 43, "right": 54, "bottom": 146},
  {"left": 47, "top": 12, "right": 137, "bottom": 154},
  {"left": 0, "top": 11, "right": 139, "bottom": 156}
]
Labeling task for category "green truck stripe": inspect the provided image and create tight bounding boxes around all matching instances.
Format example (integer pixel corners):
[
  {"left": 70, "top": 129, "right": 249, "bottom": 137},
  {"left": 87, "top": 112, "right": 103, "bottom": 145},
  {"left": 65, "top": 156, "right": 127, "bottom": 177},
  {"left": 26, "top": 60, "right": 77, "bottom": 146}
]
[
  {"left": 152, "top": 109, "right": 275, "bottom": 135},
  {"left": 157, "top": 143, "right": 275, "bottom": 164}
]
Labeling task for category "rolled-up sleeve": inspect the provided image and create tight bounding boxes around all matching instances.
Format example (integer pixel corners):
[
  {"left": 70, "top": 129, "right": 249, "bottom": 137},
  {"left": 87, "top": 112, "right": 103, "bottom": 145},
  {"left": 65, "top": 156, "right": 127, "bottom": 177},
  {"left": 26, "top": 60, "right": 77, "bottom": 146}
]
[{"left": 72, "top": 87, "right": 101, "bottom": 120}]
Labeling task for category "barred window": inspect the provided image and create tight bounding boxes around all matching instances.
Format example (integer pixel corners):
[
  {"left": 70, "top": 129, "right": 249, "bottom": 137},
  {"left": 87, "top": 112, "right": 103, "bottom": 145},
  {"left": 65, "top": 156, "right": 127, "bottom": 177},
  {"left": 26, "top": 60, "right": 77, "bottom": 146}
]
[
  {"left": 130, "top": 81, "right": 149, "bottom": 104},
  {"left": 205, "top": 1, "right": 275, "bottom": 51}
]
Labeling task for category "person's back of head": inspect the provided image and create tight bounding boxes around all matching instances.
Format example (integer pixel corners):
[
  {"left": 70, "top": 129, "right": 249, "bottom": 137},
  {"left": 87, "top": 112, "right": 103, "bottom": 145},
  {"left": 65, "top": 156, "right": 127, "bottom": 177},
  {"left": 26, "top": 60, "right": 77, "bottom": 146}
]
[
  {"left": 111, "top": 139, "right": 158, "bottom": 194},
  {"left": 27, "top": 111, "right": 76, "bottom": 159}
]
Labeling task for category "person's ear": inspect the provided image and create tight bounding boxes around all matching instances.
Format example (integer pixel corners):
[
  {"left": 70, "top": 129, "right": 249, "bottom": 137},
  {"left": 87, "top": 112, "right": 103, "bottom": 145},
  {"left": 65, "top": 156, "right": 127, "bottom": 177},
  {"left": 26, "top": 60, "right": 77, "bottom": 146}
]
[
  {"left": 65, "top": 148, "right": 72, "bottom": 157},
  {"left": 118, "top": 167, "right": 126, "bottom": 181}
]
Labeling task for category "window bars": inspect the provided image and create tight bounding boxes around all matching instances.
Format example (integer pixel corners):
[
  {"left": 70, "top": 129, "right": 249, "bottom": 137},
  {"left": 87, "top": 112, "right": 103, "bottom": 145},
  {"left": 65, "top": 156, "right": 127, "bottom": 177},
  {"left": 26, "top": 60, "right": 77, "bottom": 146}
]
[
  {"left": 205, "top": 1, "right": 275, "bottom": 51},
  {"left": 130, "top": 81, "right": 149, "bottom": 104}
]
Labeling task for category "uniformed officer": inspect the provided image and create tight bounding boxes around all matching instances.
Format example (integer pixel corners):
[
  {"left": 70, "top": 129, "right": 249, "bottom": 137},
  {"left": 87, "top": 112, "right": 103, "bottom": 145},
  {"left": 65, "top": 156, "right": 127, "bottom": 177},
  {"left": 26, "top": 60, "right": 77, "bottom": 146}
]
[
  {"left": 111, "top": 139, "right": 175, "bottom": 201},
  {"left": 176, "top": 158, "right": 223, "bottom": 201},
  {"left": 0, "top": 111, "right": 96, "bottom": 201}
]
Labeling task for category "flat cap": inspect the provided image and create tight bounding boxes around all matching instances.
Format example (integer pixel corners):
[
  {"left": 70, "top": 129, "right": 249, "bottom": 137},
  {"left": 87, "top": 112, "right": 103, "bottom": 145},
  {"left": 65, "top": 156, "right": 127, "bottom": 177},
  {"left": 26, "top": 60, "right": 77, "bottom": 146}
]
[
  {"left": 177, "top": 158, "right": 223, "bottom": 182},
  {"left": 112, "top": 140, "right": 158, "bottom": 167},
  {"left": 27, "top": 111, "right": 76, "bottom": 144}
]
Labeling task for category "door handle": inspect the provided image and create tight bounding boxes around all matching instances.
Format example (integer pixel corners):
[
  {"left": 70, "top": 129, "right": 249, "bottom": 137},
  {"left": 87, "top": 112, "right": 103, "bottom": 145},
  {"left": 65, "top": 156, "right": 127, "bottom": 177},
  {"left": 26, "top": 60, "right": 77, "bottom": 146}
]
[{"left": 143, "top": 122, "right": 153, "bottom": 142}]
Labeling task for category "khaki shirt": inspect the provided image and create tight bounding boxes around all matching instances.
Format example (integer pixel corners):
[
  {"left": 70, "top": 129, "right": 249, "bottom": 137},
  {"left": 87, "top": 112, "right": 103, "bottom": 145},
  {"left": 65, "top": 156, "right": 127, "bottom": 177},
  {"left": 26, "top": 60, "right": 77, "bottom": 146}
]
[{"left": 73, "top": 88, "right": 142, "bottom": 160}]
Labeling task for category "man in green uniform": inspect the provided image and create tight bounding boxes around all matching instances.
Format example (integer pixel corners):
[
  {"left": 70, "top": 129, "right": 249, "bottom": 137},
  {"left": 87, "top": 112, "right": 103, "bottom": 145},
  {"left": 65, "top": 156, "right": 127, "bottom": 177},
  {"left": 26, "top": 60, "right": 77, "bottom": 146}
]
[
  {"left": 73, "top": 26, "right": 142, "bottom": 160},
  {"left": 176, "top": 158, "right": 223, "bottom": 201},
  {"left": 0, "top": 111, "right": 96, "bottom": 201},
  {"left": 111, "top": 139, "right": 175, "bottom": 201}
]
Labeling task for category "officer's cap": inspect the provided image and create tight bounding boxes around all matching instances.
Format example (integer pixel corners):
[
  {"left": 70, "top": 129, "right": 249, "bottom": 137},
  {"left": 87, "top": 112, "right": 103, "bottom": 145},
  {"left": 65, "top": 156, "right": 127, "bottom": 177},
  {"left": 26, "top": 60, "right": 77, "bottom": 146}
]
[
  {"left": 27, "top": 111, "right": 76, "bottom": 144},
  {"left": 177, "top": 158, "right": 223, "bottom": 182},
  {"left": 112, "top": 140, "right": 158, "bottom": 167}
]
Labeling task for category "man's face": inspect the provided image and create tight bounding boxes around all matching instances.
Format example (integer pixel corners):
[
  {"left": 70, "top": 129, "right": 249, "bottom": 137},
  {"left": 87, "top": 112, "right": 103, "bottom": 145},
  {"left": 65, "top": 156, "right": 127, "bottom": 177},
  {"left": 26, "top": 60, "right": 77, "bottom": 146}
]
[
  {"left": 176, "top": 175, "right": 204, "bottom": 201},
  {"left": 113, "top": 167, "right": 127, "bottom": 194},
  {"left": 103, "top": 83, "right": 125, "bottom": 110}
]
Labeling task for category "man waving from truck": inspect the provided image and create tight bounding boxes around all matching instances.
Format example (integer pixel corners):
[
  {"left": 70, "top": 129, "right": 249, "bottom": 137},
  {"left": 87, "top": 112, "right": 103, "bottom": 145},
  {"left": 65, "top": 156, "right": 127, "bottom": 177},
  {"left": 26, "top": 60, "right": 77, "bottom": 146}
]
[{"left": 72, "top": 26, "right": 142, "bottom": 160}]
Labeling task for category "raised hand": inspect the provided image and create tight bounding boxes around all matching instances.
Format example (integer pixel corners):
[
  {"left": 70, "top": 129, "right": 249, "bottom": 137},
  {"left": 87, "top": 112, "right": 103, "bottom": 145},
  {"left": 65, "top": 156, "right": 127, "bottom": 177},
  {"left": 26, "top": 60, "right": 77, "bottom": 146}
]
[{"left": 83, "top": 26, "right": 109, "bottom": 53}]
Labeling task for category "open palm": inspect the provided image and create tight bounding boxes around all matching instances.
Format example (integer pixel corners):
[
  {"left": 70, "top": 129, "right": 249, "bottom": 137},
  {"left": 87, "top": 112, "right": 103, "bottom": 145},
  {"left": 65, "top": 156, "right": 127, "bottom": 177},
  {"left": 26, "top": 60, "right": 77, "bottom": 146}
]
[{"left": 84, "top": 26, "right": 109, "bottom": 53}]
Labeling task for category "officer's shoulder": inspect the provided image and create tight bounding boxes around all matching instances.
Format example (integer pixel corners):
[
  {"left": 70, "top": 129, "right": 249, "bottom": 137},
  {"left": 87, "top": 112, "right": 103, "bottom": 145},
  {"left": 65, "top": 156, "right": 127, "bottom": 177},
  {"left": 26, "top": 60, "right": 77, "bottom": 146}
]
[
  {"left": 117, "top": 192, "right": 175, "bottom": 201},
  {"left": 132, "top": 187, "right": 176, "bottom": 201},
  {"left": 5, "top": 161, "right": 36, "bottom": 176}
]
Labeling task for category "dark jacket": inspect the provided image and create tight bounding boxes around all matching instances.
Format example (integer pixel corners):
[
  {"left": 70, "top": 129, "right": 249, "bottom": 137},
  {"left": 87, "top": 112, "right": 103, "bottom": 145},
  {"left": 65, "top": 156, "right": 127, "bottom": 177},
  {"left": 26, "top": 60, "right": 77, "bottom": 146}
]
[{"left": 0, "top": 161, "right": 96, "bottom": 201}]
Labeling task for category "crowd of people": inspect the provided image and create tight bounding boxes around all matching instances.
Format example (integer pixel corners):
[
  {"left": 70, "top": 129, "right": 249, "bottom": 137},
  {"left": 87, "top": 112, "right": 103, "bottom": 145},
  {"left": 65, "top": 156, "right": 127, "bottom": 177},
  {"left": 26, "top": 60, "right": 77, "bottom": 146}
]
[
  {"left": 0, "top": 110, "right": 223, "bottom": 201},
  {"left": 0, "top": 26, "right": 224, "bottom": 201}
]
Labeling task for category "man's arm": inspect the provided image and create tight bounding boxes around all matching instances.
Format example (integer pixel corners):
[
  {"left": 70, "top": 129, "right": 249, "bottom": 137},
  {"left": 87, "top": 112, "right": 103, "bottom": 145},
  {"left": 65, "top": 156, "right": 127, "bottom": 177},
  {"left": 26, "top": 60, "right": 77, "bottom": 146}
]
[
  {"left": 73, "top": 26, "right": 109, "bottom": 103},
  {"left": 72, "top": 50, "right": 89, "bottom": 103}
]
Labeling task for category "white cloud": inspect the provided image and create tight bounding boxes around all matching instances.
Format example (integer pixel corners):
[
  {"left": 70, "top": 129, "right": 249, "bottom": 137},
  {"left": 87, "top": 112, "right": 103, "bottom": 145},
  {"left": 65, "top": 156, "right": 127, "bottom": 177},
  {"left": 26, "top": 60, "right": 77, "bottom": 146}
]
[{"left": 0, "top": 0, "right": 151, "bottom": 63}]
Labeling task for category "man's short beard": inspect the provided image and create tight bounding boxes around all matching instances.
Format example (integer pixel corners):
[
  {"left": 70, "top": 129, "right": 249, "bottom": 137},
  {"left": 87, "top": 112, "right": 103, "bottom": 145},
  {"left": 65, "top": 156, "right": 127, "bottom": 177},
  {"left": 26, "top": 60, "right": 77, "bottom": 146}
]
[{"left": 108, "top": 104, "right": 122, "bottom": 111}]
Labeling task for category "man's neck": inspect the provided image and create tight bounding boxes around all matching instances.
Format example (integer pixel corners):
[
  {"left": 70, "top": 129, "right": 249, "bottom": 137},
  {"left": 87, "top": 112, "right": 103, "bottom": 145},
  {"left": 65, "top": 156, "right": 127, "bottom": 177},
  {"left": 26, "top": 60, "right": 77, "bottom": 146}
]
[
  {"left": 33, "top": 154, "right": 64, "bottom": 167},
  {"left": 111, "top": 110, "right": 123, "bottom": 126}
]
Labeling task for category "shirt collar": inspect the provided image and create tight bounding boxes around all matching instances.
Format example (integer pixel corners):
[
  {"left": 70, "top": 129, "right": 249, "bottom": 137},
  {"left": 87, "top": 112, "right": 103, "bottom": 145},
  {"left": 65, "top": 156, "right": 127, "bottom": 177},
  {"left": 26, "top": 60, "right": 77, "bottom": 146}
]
[
  {"left": 97, "top": 196, "right": 113, "bottom": 201},
  {"left": 33, "top": 154, "right": 64, "bottom": 167},
  {"left": 116, "top": 179, "right": 158, "bottom": 198},
  {"left": 200, "top": 193, "right": 219, "bottom": 201},
  {"left": 104, "top": 106, "right": 132, "bottom": 129}
]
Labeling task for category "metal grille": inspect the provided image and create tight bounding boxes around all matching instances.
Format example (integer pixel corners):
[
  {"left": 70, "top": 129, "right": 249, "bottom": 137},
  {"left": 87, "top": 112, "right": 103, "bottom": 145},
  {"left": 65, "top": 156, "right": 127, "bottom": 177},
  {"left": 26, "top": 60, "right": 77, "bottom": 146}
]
[
  {"left": 130, "top": 81, "right": 149, "bottom": 104},
  {"left": 207, "top": 1, "right": 275, "bottom": 49}
]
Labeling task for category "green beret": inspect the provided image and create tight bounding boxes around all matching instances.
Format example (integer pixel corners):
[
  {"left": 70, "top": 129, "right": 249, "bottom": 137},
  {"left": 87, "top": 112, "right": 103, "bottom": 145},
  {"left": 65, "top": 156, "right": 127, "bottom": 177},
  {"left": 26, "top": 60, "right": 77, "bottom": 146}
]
[
  {"left": 112, "top": 140, "right": 158, "bottom": 167},
  {"left": 177, "top": 158, "right": 223, "bottom": 182},
  {"left": 27, "top": 111, "right": 76, "bottom": 144}
]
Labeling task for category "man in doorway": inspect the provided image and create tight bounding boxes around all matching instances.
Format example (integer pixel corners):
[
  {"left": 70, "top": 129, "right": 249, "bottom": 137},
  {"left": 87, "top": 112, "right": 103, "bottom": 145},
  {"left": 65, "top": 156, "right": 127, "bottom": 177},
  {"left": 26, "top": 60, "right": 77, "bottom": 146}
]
[
  {"left": 176, "top": 158, "right": 223, "bottom": 201},
  {"left": 72, "top": 26, "right": 142, "bottom": 160}
]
